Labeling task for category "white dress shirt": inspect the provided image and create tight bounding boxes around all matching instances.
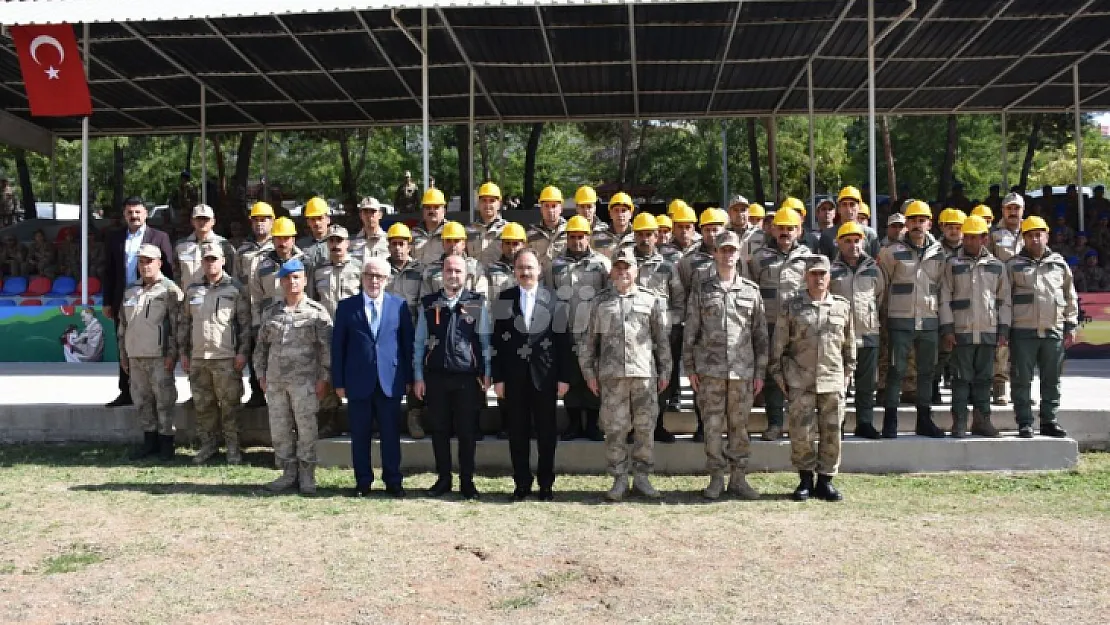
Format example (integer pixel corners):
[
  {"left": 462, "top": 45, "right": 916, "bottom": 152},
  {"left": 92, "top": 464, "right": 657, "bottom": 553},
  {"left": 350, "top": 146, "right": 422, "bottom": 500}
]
[
  {"left": 520, "top": 286, "right": 537, "bottom": 331},
  {"left": 124, "top": 224, "right": 147, "bottom": 284},
  {"left": 362, "top": 291, "right": 384, "bottom": 337}
]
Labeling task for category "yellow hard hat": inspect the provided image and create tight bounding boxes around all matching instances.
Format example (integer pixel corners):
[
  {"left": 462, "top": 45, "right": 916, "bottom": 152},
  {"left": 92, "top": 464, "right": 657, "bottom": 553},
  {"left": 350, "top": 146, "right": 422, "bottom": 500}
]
[
  {"left": 781, "top": 196, "right": 806, "bottom": 218},
  {"left": 698, "top": 208, "right": 727, "bottom": 227},
  {"left": 671, "top": 205, "right": 697, "bottom": 224},
  {"left": 837, "top": 221, "right": 865, "bottom": 239},
  {"left": 961, "top": 215, "right": 990, "bottom": 235},
  {"left": 477, "top": 182, "right": 501, "bottom": 200},
  {"left": 271, "top": 217, "right": 297, "bottom": 237},
  {"left": 938, "top": 208, "right": 967, "bottom": 226},
  {"left": 250, "top": 201, "right": 275, "bottom": 218},
  {"left": 386, "top": 222, "right": 412, "bottom": 241},
  {"left": 773, "top": 209, "right": 803, "bottom": 227},
  {"left": 609, "top": 192, "right": 634, "bottom": 212},
  {"left": 748, "top": 204, "right": 766, "bottom": 218},
  {"left": 565, "top": 215, "right": 591, "bottom": 234},
  {"left": 838, "top": 186, "right": 863, "bottom": 203},
  {"left": 441, "top": 221, "right": 467, "bottom": 240},
  {"left": 500, "top": 222, "right": 527, "bottom": 242},
  {"left": 1020, "top": 216, "right": 1049, "bottom": 234},
  {"left": 655, "top": 215, "right": 673, "bottom": 230},
  {"left": 304, "top": 197, "right": 329, "bottom": 218},
  {"left": 422, "top": 188, "right": 446, "bottom": 206},
  {"left": 904, "top": 200, "right": 933, "bottom": 219},
  {"left": 858, "top": 202, "right": 871, "bottom": 217},
  {"left": 575, "top": 185, "right": 598, "bottom": 205},
  {"left": 632, "top": 213, "right": 658, "bottom": 232},
  {"left": 539, "top": 186, "right": 564, "bottom": 204},
  {"left": 971, "top": 204, "right": 994, "bottom": 220},
  {"left": 667, "top": 199, "right": 688, "bottom": 216}
]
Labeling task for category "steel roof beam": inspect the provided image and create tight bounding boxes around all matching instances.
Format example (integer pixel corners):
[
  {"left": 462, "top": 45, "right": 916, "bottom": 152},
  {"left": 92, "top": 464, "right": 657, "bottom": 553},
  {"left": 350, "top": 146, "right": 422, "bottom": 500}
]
[
  {"left": 272, "top": 15, "right": 375, "bottom": 121},
  {"left": 706, "top": 0, "right": 745, "bottom": 114},
  {"left": 352, "top": 10, "right": 423, "bottom": 111},
  {"left": 1005, "top": 39, "right": 1110, "bottom": 111},
  {"left": 434, "top": 8, "right": 502, "bottom": 120},
  {"left": 534, "top": 6, "right": 569, "bottom": 118},
  {"left": 628, "top": 4, "right": 640, "bottom": 119},
  {"left": 773, "top": 0, "right": 856, "bottom": 114}
]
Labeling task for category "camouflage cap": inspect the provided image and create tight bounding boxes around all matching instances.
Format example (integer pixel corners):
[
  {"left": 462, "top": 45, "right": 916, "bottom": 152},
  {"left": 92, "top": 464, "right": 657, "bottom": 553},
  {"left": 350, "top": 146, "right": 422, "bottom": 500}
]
[
  {"left": 612, "top": 246, "right": 637, "bottom": 270},
  {"left": 191, "top": 204, "right": 215, "bottom": 219},
  {"left": 714, "top": 230, "right": 741, "bottom": 250},
  {"left": 327, "top": 224, "right": 349, "bottom": 240},
  {"left": 200, "top": 242, "right": 224, "bottom": 258},
  {"left": 806, "top": 255, "right": 831, "bottom": 274},
  {"left": 887, "top": 213, "right": 906, "bottom": 226},
  {"left": 138, "top": 244, "right": 162, "bottom": 259}
]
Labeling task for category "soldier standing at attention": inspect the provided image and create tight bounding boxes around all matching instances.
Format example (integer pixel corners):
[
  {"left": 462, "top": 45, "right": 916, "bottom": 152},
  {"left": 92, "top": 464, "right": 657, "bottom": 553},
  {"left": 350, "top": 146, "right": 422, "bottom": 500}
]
[
  {"left": 466, "top": 182, "right": 508, "bottom": 268},
  {"left": 666, "top": 202, "right": 700, "bottom": 255},
  {"left": 419, "top": 221, "right": 489, "bottom": 300},
  {"left": 829, "top": 221, "right": 886, "bottom": 439},
  {"left": 727, "top": 195, "right": 765, "bottom": 269},
  {"left": 939, "top": 215, "right": 1010, "bottom": 438},
  {"left": 655, "top": 215, "right": 674, "bottom": 246},
  {"left": 575, "top": 185, "right": 610, "bottom": 242},
  {"left": 173, "top": 204, "right": 237, "bottom": 291},
  {"left": 349, "top": 197, "right": 389, "bottom": 263},
  {"left": 118, "top": 245, "right": 184, "bottom": 462},
  {"left": 593, "top": 192, "right": 637, "bottom": 259},
  {"left": 528, "top": 186, "right": 569, "bottom": 268},
  {"left": 770, "top": 255, "right": 856, "bottom": 502},
  {"left": 179, "top": 242, "right": 252, "bottom": 465},
  {"left": 250, "top": 217, "right": 302, "bottom": 330},
  {"left": 546, "top": 216, "right": 610, "bottom": 441},
  {"left": 684, "top": 231, "right": 768, "bottom": 500},
  {"left": 748, "top": 206, "right": 812, "bottom": 441},
  {"left": 383, "top": 222, "right": 427, "bottom": 439},
  {"left": 412, "top": 189, "right": 448, "bottom": 265},
  {"left": 237, "top": 201, "right": 275, "bottom": 407},
  {"left": 311, "top": 225, "right": 363, "bottom": 438},
  {"left": 1006, "top": 216, "right": 1077, "bottom": 439},
  {"left": 394, "top": 170, "right": 420, "bottom": 214},
  {"left": 579, "top": 248, "right": 672, "bottom": 502},
  {"left": 990, "top": 192, "right": 1026, "bottom": 407},
  {"left": 298, "top": 197, "right": 332, "bottom": 272},
  {"left": 254, "top": 258, "right": 333, "bottom": 495}
]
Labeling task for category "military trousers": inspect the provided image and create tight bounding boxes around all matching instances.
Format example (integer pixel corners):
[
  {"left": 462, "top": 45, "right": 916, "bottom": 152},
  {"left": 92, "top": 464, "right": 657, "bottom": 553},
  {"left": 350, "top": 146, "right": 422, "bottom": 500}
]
[
  {"left": 993, "top": 343, "right": 1010, "bottom": 384},
  {"left": 853, "top": 346, "right": 878, "bottom": 426},
  {"left": 189, "top": 358, "right": 243, "bottom": 439},
  {"left": 763, "top": 324, "right": 785, "bottom": 427},
  {"left": 886, "top": 329, "right": 937, "bottom": 411},
  {"left": 599, "top": 377, "right": 657, "bottom": 477},
  {"left": 787, "top": 388, "right": 845, "bottom": 476},
  {"left": 696, "top": 377, "right": 754, "bottom": 474},
  {"left": 950, "top": 344, "right": 995, "bottom": 421},
  {"left": 129, "top": 357, "right": 178, "bottom": 436},
  {"left": 266, "top": 382, "right": 320, "bottom": 465},
  {"left": 1010, "top": 336, "right": 1064, "bottom": 428}
]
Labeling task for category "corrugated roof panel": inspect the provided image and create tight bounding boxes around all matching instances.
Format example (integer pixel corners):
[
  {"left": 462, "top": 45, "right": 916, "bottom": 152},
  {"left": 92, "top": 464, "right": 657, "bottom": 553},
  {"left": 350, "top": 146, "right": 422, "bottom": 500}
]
[
  {"left": 1007, "top": 0, "right": 1089, "bottom": 17},
  {"left": 960, "top": 19, "right": 1053, "bottom": 57},
  {"left": 557, "top": 64, "right": 632, "bottom": 94},
  {"left": 729, "top": 22, "right": 826, "bottom": 60},
  {"left": 963, "top": 85, "right": 1028, "bottom": 109},
  {"left": 496, "top": 94, "right": 565, "bottom": 118},
  {"left": 548, "top": 27, "right": 629, "bottom": 63},
  {"left": 89, "top": 110, "right": 143, "bottom": 129},
  {"left": 456, "top": 28, "right": 548, "bottom": 64},
  {"left": 544, "top": 5, "right": 627, "bottom": 27},
  {"left": 877, "top": 61, "right": 946, "bottom": 89},
  {"left": 399, "top": 67, "right": 471, "bottom": 97},
  {"left": 299, "top": 33, "right": 384, "bottom": 70},
  {"left": 637, "top": 25, "right": 726, "bottom": 62},
  {"left": 482, "top": 66, "right": 558, "bottom": 95},
  {"left": 137, "top": 76, "right": 204, "bottom": 105},
  {"left": 717, "top": 60, "right": 804, "bottom": 90},
  {"left": 155, "top": 38, "right": 255, "bottom": 74},
  {"left": 333, "top": 70, "right": 412, "bottom": 99},
  {"left": 712, "top": 90, "right": 781, "bottom": 113},
  {"left": 199, "top": 75, "right": 285, "bottom": 102},
  {"left": 89, "top": 23, "right": 132, "bottom": 40},
  {"left": 743, "top": 0, "right": 850, "bottom": 22},
  {"left": 936, "top": 0, "right": 1009, "bottom": 18},
  {"left": 360, "top": 99, "right": 421, "bottom": 121},
  {"left": 1039, "top": 15, "right": 1110, "bottom": 54},
  {"left": 914, "top": 86, "right": 977, "bottom": 109},
  {"left": 279, "top": 11, "right": 362, "bottom": 33},
  {"left": 428, "top": 96, "right": 494, "bottom": 120},
  {"left": 131, "top": 20, "right": 214, "bottom": 37},
  {"left": 929, "top": 59, "right": 1013, "bottom": 89},
  {"left": 441, "top": 7, "right": 537, "bottom": 28},
  {"left": 208, "top": 16, "right": 284, "bottom": 35},
  {"left": 90, "top": 80, "right": 162, "bottom": 109},
  {"left": 822, "top": 22, "right": 869, "bottom": 58},
  {"left": 998, "top": 55, "right": 1079, "bottom": 85},
  {"left": 91, "top": 39, "right": 182, "bottom": 78},
  {"left": 203, "top": 103, "right": 254, "bottom": 126},
  {"left": 1078, "top": 54, "right": 1110, "bottom": 82},
  {"left": 302, "top": 102, "right": 366, "bottom": 121},
  {"left": 271, "top": 73, "right": 348, "bottom": 101},
  {"left": 565, "top": 94, "right": 634, "bottom": 117},
  {"left": 1020, "top": 87, "right": 1077, "bottom": 109},
  {"left": 638, "top": 63, "right": 715, "bottom": 92},
  {"left": 0, "top": 44, "right": 26, "bottom": 82},
  {"left": 892, "top": 20, "right": 986, "bottom": 58},
  {"left": 812, "top": 58, "right": 866, "bottom": 89},
  {"left": 125, "top": 108, "right": 191, "bottom": 128},
  {"left": 233, "top": 36, "right": 318, "bottom": 72},
  {"left": 635, "top": 2, "right": 733, "bottom": 25},
  {"left": 241, "top": 103, "right": 313, "bottom": 124},
  {"left": 641, "top": 93, "right": 710, "bottom": 115}
]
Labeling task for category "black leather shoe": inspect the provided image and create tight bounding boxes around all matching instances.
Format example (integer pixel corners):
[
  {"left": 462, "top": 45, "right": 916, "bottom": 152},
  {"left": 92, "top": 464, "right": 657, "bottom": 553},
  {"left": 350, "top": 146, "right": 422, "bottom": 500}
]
[
  {"left": 561, "top": 423, "right": 583, "bottom": 441},
  {"left": 1040, "top": 423, "right": 1068, "bottom": 438},
  {"left": 385, "top": 484, "right": 406, "bottom": 498},
  {"left": 915, "top": 409, "right": 946, "bottom": 438},
  {"left": 511, "top": 487, "right": 531, "bottom": 502},
  {"left": 537, "top": 487, "right": 554, "bottom": 501},
  {"left": 428, "top": 478, "right": 452, "bottom": 497},
  {"left": 882, "top": 408, "right": 899, "bottom": 438},
  {"left": 584, "top": 425, "right": 605, "bottom": 442},
  {"left": 654, "top": 426, "right": 676, "bottom": 444},
  {"left": 792, "top": 471, "right": 814, "bottom": 502},
  {"left": 854, "top": 422, "right": 882, "bottom": 440},
  {"left": 106, "top": 393, "right": 133, "bottom": 408},
  {"left": 692, "top": 423, "right": 705, "bottom": 443},
  {"left": 460, "top": 481, "right": 480, "bottom": 500},
  {"left": 1018, "top": 425, "right": 1034, "bottom": 438},
  {"left": 352, "top": 485, "right": 372, "bottom": 497},
  {"left": 812, "top": 474, "right": 843, "bottom": 502}
]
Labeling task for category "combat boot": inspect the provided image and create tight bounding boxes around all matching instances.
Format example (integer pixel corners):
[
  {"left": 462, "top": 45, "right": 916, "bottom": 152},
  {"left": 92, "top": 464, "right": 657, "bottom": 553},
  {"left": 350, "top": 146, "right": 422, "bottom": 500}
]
[
  {"left": 970, "top": 409, "right": 1000, "bottom": 437},
  {"left": 298, "top": 462, "right": 317, "bottom": 496},
  {"left": 792, "top": 471, "right": 814, "bottom": 501},
  {"left": 881, "top": 407, "right": 899, "bottom": 439},
  {"left": 631, "top": 473, "right": 661, "bottom": 499},
  {"left": 761, "top": 424, "right": 783, "bottom": 442},
  {"left": 584, "top": 410, "right": 604, "bottom": 442},
  {"left": 265, "top": 462, "right": 298, "bottom": 492},
  {"left": 225, "top": 431, "right": 243, "bottom": 465},
  {"left": 812, "top": 474, "right": 843, "bottom": 502},
  {"left": 991, "top": 381, "right": 1008, "bottom": 406},
  {"left": 727, "top": 470, "right": 760, "bottom": 500},
  {"left": 915, "top": 407, "right": 946, "bottom": 438},
  {"left": 605, "top": 476, "right": 628, "bottom": 502},
  {"left": 853, "top": 421, "right": 882, "bottom": 440},
  {"left": 702, "top": 473, "right": 724, "bottom": 500},
  {"left": 950, "top": 412, "right": 967, "bottom": 438},
  {"left": 407, "top": 407, "right": 425, "bottom": 439},
  {"left": 192, "top": 433, "right": 219, "bottom": 465},
  {"left": 129, "top": 431, "right": 159, "bottom": 460},
  {"left": 157, "top": 435, "right": 176, "bottom": 462},
  {"left": 1040, "top": 422, "right": 1068, "bottom": 438}
]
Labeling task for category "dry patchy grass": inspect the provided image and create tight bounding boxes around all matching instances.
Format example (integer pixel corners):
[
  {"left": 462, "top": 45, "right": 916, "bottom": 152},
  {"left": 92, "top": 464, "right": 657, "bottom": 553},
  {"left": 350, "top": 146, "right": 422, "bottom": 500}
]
[{"left": 0, "top": 445, "right": 1107, "bottom": 624}]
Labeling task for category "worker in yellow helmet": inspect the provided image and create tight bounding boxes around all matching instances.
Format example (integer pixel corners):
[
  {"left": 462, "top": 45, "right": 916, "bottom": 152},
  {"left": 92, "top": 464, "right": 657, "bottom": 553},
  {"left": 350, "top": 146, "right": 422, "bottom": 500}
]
[
  {"left": 467, "top": 182, "right": 509, "bottom": 268},
  {"left": 655, "top": 214, "right": 674, "bottom": 246},
  {"left": 298, "top": 197, "right": 331, "bottom": 270},
  {"left": 527, "top": 186, "right": 568, "bottom": 267},
  {"left": 987, "top": 191, "right": 1027, "bottom": 406},
  {"left": 249, "top": 216, "right": 304, "bottom": 333},
  {"left": 818, "top": 186, "right": 880, "bottom": 259},
  {"left": 856, "top": 201, "right": 871, "bottom": 227},
  {"left": 593, "top": 191, "right": 637, "bottom": 259},
  {"left": 382, "top": 221, "right": 427, "bottom": 439},
  {"left": 747, "top": 203, "right": 766, "bottom": 228},
  {"left": 412, "top": 188, "right": 448, "bottom": 265},
  {"left": 573, "top": 185, "right": 609, "bottom": 239},
  {"left": 937, "top": 208, "right": 967, "bottom": 259},
  {"left": 665, "top": 204, "right": 700, "bottom": 255},
  {"left": 726, "top": 194, "right": 766, "bottom": 269},
  {"left": 236, "top": 201, "right": 278, "bottom": 407},
  {"left": 418, "top": 220, "right": 488, "bottom": 301}
]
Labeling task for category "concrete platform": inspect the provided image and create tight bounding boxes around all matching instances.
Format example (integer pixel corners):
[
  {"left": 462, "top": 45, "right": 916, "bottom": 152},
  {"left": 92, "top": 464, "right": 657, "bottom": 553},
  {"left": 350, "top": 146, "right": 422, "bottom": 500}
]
[{"left": 315, "top": 435, "right": 1080, "bottom": 474}]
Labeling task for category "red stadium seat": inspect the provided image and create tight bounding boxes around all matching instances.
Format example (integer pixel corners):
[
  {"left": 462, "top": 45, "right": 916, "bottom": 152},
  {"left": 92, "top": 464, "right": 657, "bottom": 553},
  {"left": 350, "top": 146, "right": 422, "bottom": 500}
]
[
  {"left": 76, "top": 276, "right": 102, "bottom": 296},
  {"left": 23, "top": 276, "right": 51, "bottom": 297},
  {"left": 20, "top": 298, "right": 42, "bottom": 306}
]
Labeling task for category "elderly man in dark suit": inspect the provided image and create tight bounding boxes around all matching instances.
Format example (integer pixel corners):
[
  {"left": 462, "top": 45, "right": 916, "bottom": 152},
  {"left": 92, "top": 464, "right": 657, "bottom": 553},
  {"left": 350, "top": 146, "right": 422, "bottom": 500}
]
[
  {"left": 103, "top": 196, "right": 175, "bottom": 407},
  {"left": 492, "top": 248, "right": 573, "bottom": 501},
  {"left": 332, "top": 257, "right": 415, "bottom": 498}
]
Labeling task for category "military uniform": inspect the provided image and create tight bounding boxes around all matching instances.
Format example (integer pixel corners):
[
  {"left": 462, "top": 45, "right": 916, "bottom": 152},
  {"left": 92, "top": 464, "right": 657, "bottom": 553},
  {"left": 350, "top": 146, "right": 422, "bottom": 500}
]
[
  {"left": 179, "top": 271, "right": 251, "bottom": 462},
  {"left": 466, "top": 217, "right": 508, "bottom": 268},
  {"left": 683, "top": 272, "right": 768, "bottom": 497},
  {"left": 394, "top": 179, "right": 419, "bottom": 213},
  {"left": 253, "top": 296, "right": 333, "bottom": 481},
  {"left": 118, "top": 274, "right": 183, "bottom": 444},
  {"left": 412, "top": 222, "right": 446, "bottom": 265},
  {"left": 939, "top": 246, "right": 1010, "bottom": 436},
  {"left": 677, "top": 241, "right": 718, "bottom": 293},
  {"left": 311, "top": 256, "right": 363, "bottom": 318},
  {"left": 173, "top": 233, "right": 237, "bottom": 290},
  {"left": 592, "top": 227, "right": 635, "bottom": 260},
  {"left": 527, "top": 218, "right": 568, "bottom": 269},
  {"left": 484, "top": 256, "right": 517, "bottom": 303},
  {"left": 350, "top": 228, "right": 389, "bottom": 264},
  {"left": 829, "top": 253, "right": 886, "bottom": 436},
  {"left": 297, "top": 236, "right": 328, "bottom": 273},
  {"left": 578, "top": 283, "right": 672, "bottom": 497},
  {"left": 387, "top": 258, "right": 424, "bottom": 323},
  {"left": 990, "top": 224, "right": 1024, "bottom": 401},
  {"left": 1076, "top": 263, "right": 1110, "bottom": 292},
  {"left": 634, "top": 247, "right": 686, "bottom": 434},
  {"left": 747, "top": 241, "right": 812, "bottom": 435},
  {"left": 249, "top": 248, "right": 303, "bottom": 328},
  {"left": 769, "top": 289, "right": 856, "bottom": 483},
  {"left": 732, "top": 223, "right": 765, "bottom": 270},
  {"left": 25, "top": 240, "right": 56, "bottom": 278},
  {"left": 235, "top": 236, "right": 273, "bottom": 404},
  {"left": 0, "top": 240, "right": 26, "bottom": 278},
  {"left": 1006, "top": 248, "right": 1078, "bottom": 435}
]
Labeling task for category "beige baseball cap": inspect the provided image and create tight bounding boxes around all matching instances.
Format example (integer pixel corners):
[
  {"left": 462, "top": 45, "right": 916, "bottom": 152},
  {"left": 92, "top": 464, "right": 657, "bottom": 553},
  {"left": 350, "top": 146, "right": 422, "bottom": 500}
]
[{"left": 138, "top": 244, "right": 162, "bottom": 259}]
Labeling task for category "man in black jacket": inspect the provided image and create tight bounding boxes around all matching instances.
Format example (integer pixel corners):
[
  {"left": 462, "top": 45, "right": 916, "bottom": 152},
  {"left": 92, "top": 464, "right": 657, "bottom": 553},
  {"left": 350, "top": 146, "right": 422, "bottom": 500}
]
[
  {"left": 492, "top": 248, "right": 572, "bottom": 501},
  {"left": 102, "top": 197, "right": 175, "bottom": 407}
]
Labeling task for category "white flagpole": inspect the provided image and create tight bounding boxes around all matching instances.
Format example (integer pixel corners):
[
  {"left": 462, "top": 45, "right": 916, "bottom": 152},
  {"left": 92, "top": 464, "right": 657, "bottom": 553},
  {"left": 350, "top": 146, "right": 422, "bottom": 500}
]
[{"left": 81, "top": 23, "right": 90, "bottom": 306}]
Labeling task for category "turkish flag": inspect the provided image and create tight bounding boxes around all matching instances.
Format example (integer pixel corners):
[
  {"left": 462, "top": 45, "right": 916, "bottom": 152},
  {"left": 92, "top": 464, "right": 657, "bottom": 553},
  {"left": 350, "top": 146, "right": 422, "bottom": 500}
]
[{"left": 9, "top": 24, "right": 93, "bottom": 117}]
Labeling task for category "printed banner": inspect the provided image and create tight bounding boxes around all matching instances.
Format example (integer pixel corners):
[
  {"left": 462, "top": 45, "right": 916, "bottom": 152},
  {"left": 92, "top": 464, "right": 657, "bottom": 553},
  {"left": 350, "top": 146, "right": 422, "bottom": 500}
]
[{"left": 0, "top": 305, "right": 117, "bottom": 363}]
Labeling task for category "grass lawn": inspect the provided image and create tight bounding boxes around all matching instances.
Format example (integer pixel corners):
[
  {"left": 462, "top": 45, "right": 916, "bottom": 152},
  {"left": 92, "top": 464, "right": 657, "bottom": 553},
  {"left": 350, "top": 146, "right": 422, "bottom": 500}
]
[{"left": 1, "top": 444, "right": 1108, "bottom": 624}]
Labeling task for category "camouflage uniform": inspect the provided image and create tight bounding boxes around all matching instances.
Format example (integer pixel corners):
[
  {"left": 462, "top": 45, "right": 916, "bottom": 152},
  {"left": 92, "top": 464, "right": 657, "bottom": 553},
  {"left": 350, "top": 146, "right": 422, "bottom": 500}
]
[
  {"left": 677, "top": 240, "right": 717, "bottom": 294},
  {"left": 527, "top": 218, "right": 568, "bottom": 269},
  {"left": 173, "top": 233, "right": 237, "bottom": 290},
  {"left": 1076, "top": 264, "right": 1110, "bottom": 292},
  {"left": 253, "top": 296, "right": 333, "bottom": 468},
  {"left": 56, "top": 239, "right": 79, "bottom": 277},
  {"left": 178, "top": 271, "right": 251, "bottom": 457},
  {"left": 769, "top": 290, "right": 856, "bottom": 476},
  {"left": 578, "top": 285, "right": 672, "bottom": 478},
  {"left": 683, "top": 273, "right": 769, "bottom": 477},
  {"left": 466, "top": 217, "right": 508, "bottom": 268},
  {"left": 25, "top": 240, "right": 56, "bottom": 278},
  {"left": 592, "top": 227, "right": 635, "bottom": 260},
  {"left": 412, "top": 222, "right": 446, "bottom": 266},
  {"left": 235, "top": 236, "right": 273, "bottom": 402},
  {"left": 829, "top": 253, "right": 886, "bottom": 432},
  {"left": 418, "top": 255, "right": 489, "bottom": 300},
  {"left": 732, "top": 224, "right": 765, "bottom": 272},
  {"left": 394, "top": 179, "right": 419, "bottom": 213},
  {"left": 311, "top": 256, "right": 363, "bottom": 318},
  {"left": 485, "top": 256, "right": 518, "bottom": 303},
  {"left": 349, "top": 227, "right": 389, "bottom": 264},
  {"left": 386, "top": 258, "right": 424, "bottom": 323},
  {"left": 249, "top": 248, "right": 303, "bottom": 328},
  {"left": 990, "top": 224, "right": 1024, "bottom": 398},
  {"left": 545, "top": 250, "right": 611, "bottom": 413},
  {"left": 0, "top": 184, "right": 14, "bottom": 227},
  {"left": 88, "top": 239, "right": 106, "bottom": 281},
  {"left": 297, "top": 236, "right": 328, "bottom": 274},
  {"left": 634, "top": 248, "right": 686, "bottom": 420},
  {"left": 118, "top": 276, "right": 183, "bottom": 436}
]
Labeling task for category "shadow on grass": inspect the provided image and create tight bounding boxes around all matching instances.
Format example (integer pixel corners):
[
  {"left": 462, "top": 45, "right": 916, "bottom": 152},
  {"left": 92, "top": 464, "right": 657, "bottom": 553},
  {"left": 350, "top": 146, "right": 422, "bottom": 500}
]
[{"left": 0, "top": 443, "right": 280, "bottom": 469}]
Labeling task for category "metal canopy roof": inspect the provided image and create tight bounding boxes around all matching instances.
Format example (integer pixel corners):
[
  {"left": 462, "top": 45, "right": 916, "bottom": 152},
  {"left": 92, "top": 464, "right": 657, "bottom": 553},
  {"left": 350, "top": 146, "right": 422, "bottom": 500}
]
[{"left": 2, "top": 0, "right": 1110, "bottom": 137}]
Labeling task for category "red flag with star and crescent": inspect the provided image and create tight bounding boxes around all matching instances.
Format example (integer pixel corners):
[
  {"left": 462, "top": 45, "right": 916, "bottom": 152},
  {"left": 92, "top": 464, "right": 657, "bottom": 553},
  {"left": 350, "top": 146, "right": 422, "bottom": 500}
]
[{"left": 9, "top": 24, "right": 93, "bottom": 117}]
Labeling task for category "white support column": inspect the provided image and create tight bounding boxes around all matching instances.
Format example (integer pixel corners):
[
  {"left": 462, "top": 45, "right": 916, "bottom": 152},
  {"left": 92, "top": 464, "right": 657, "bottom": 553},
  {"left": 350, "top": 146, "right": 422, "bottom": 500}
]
[
  {"left": 468, "top": 69, "right": 475, "bottom": 223},
  {"left": 721, "top": 120, "right": 728, "bottom": 209},
  {"left": 80, "top": 24, "right": 90, "bottom": 303},
  {"left": 200, "top": 85, "right": 207, "bottom": 206},
  {"left": 50, "top": 135, "right": 57, "bottom": 215},
  {"left": 1000, "top": 112, "right": 1008, "bottom": 191},
  {"left": 867, "top": 0, "right": 877, "bottom": 214},
  {"left": 769, "top": 116, "right": 779, "bottom": 204},
  {"left": 808, "top": 61, "right": 817, "bottom": 230},
  {"left": 1074, "top": 64, "right": 1084, "bottom": 230},
  {"left": 421, "top": 8, "right": 430, "bottom": 191},
  {"left": 261, "top": 128, "right": 269, "bottom": 203}
]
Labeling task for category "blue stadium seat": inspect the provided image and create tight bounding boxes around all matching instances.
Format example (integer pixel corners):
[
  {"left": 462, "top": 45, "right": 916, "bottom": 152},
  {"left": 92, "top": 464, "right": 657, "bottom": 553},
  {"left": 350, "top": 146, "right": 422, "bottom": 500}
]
[
  {"left": 0, "top": 298, "right": 16, "bottom": 306},
  {"left": 1, "top": 277, "right": 27, "bottom": 296},
  {"left": 48, "top": 276, "right": 77, "bottom": 296},
  {"left": 44, "top": 299, "right": 69, "bottom": 306}
]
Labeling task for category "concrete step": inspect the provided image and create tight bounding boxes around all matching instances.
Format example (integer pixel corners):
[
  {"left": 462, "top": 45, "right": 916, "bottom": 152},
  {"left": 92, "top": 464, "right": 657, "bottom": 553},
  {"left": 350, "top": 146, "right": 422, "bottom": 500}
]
[{"left": 316, "top": 435, "right": 1079, "bottom": 474}]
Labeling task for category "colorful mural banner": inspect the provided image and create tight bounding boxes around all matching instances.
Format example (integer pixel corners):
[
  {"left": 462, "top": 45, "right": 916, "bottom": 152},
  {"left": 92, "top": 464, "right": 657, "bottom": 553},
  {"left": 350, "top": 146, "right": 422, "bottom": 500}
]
[
  {"left": 1074, "top": 292, "right": 1110, "bottom": 359},
  {"left": 0, "top": 305, "right": 118, "bottom": 363}
]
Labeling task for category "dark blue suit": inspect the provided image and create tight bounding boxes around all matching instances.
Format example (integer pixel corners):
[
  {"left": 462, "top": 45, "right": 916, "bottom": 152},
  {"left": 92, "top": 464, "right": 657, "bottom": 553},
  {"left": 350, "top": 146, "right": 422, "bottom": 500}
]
[{"left": 332, "top": 291, "right": 414, "bottom": 489}]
